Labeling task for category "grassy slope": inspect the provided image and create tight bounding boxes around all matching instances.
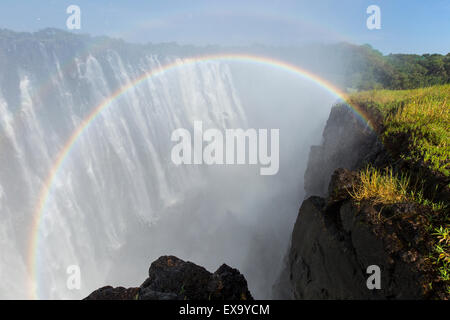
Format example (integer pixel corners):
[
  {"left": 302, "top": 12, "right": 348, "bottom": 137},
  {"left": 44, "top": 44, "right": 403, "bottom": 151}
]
[
  {"left": 349, "top": 84, "right": 449, "bottom": 178},
  {"left": 348, "top": 84, "right": 449, "bottom": 296}
]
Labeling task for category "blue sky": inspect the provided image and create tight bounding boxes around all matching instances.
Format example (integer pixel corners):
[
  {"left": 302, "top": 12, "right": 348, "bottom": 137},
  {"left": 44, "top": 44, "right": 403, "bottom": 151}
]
[{"left": 0, "top": 0, "right": 448, "bottom": 54}]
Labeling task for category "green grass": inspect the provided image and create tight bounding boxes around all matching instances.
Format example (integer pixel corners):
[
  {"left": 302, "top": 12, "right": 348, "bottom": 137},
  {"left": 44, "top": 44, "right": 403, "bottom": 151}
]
[
  {"left": 432, "top": 225, "right": 450, "bottom": 293},
  {"left": 349, "top": 165, "right": 446, "bottom": 210},
  {"left": 347, "top": 85, "right": 449, "bottom": 296},
  {"left": 349, "top": 166, "right": 410, "bottom": 205},
  {"left": 349, "top": 165, "right": 449, "bottom": 293},
  {"left": 348, "top": 84, "right": 450, "bottom": 177}
]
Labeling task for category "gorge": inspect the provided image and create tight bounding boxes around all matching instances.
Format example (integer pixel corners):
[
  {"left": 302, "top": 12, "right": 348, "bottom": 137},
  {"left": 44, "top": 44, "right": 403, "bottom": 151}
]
[
  {"left": 0, "top": 28, "right": 334, "bottom": 299},
  {"left": 1, "top": 29, "right": 447, "bottom": 300}
]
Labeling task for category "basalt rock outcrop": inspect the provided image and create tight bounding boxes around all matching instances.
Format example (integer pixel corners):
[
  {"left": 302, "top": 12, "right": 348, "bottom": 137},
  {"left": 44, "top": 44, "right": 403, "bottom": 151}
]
[
  {"left": 278, "top": 103, "right": 447, "bottom": 299},
  {"left": 303, "top": 102, "right": 384, "bottom": 198},
  {"left": 85, "top": 255, "right": 253, "bottom": 300},
  {"left": 289, "top": 169, "right": 442, "bottom": 299}
]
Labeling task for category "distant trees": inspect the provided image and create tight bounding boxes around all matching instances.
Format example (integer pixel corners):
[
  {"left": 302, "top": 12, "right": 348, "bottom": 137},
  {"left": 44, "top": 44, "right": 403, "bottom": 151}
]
[{"left": 344, "top": 45, "right": 450, "bottom": 90}]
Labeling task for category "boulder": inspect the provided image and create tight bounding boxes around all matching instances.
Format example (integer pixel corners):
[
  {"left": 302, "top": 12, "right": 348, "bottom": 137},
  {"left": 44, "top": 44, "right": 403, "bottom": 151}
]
[
  {"left": 84, "top": 286, "right": 139, "bottom": 300},
  {"left": 85, "top": 255, "right": 253, "bottom": 300}
]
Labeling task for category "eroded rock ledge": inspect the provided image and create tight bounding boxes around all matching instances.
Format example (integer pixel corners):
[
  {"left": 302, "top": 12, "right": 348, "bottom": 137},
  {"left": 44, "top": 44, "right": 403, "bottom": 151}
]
[
  {"left": 85, "top": 256, "right": 253, "bottom": 300},
  {"left": 289, "top": 168, "right": 441, "bottom": 299},
  {"left": 281, "top": 103, "right": 447, "bottom": 299}
]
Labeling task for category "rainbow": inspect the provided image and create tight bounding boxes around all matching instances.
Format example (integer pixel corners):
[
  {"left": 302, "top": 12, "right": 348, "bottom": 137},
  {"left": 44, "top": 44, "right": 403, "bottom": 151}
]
[{"left": 27, "top": 53, "right": 374, "bottom": 299}]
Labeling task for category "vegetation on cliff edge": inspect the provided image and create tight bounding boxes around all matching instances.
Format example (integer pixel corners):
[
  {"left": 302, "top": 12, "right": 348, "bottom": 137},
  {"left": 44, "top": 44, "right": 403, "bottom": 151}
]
[
  {"left": 348, "top": 84, "right": 449, "bottom": 296},
  {"left": 349, "top": 84, "right": 449, "bottom": 177}
]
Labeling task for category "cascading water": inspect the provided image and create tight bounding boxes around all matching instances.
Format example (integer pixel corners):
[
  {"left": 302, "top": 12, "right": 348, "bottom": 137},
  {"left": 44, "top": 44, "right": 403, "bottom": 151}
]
[{"left": 0, "top": 29, "right": 336, "bottom": 299}]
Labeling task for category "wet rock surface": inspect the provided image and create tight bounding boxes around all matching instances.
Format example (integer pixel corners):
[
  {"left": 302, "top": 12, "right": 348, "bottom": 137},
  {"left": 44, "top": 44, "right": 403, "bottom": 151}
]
[{"left": 85, "top": 256, "right": 253, "bottom": 300}]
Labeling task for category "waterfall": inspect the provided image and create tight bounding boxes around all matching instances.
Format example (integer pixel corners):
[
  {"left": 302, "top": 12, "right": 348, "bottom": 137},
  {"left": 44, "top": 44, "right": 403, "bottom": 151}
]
[{"left": 0, "top": 29, "right": 335, "bottom": 299}]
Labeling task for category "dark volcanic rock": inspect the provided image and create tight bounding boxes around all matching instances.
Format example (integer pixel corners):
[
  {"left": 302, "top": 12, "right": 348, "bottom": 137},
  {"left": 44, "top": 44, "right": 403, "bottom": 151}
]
[
  {"left": 304, "top": 103, "right": 384, "bottom": 198},
  {"left": 275, "top": 102, "right": 446, "bottom": 300},
  {"left": 327, "top": 168, "right": 358, "bottom": 204},
  {"left": 289, "top": 196, "right": 370, "bottom": 299},
  {"left": 274, "top": 103, "right": 385, "bottom": 299},
  {"left": 288, "top": 184, "right": 440, "bottom": 299},
  {"left": 84, "top": 286, "right": 139, "bottom": 300},
  {"left": 210, "top": 264, "right": 253, "bottom": 300},
  {"left": 85, "top": 256, "right": 253, "bottom": 300},
  {"left": 140, "top": 255, "right": 212, "bottom": 300}
]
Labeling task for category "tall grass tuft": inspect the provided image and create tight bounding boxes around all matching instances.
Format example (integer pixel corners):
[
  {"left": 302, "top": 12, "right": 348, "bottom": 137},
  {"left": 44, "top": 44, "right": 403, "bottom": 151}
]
[{"left": 349, "top": 166, "right": 410, "bottom": 205}]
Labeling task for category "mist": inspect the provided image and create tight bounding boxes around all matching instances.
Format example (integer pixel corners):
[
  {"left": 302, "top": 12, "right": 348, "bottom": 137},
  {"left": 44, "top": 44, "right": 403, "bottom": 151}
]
[
  {"left": 0, "top": 29, "right": 338, "bottom": 299},
  {"left": 102, "top": 64, "right": 337, "bottom": 299}
]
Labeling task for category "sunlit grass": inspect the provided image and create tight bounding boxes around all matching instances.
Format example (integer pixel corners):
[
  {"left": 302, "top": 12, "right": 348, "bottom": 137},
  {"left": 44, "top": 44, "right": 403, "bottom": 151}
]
[
  {"left": 349, "top": 166, "right": 410, "bottom": 205},
  {"left": 432, "top": 225, "right": 450, "bottom": 292},
  {"left": 349, "top": 165, "right": 449, "bottom": 293},
  {"left": 349, "top": 84, "right": 450, "bottom": 177},
  {"left": 348, "top": 85, "right": 450, "bottom": 296}
]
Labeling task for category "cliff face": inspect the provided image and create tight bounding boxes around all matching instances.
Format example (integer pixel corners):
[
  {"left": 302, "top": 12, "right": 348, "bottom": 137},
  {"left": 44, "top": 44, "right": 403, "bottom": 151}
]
[
  {"left": 284, "top": 104, "right": 446, "bottom": 299},
  {"left": 303, "top": 103, "right": 384, "bottom": 198},
  {"left": 290, "top": 171, "right": 436, "bottom": 299}
]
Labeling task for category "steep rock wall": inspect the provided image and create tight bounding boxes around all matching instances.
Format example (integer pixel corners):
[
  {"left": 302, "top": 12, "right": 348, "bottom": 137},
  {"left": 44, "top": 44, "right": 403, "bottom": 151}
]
[
  {"left": 281, "top": 103, "right": 439, "bottom": 299},
  {"left": 303, "top": 103, "right": 382, "bottom": 197}
]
